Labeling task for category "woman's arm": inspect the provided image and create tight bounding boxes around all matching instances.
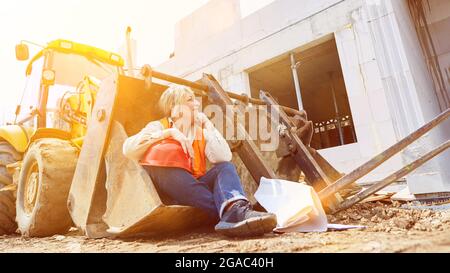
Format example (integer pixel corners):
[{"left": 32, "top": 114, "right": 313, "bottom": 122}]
[
  {"left": 202, "top": 117, "right": 232, "bottom": 164},
  {"left": 122, "top": 121, "right": 171, "bottom": 161}
]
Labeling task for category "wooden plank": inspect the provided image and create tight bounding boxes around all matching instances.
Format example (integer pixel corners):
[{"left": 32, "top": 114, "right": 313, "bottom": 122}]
[
  {"left": 202, "top": 74, "right": 277, "bottom": 184},
  {"left": 361, "top": 194, "right": 392, "bottom": 203},
  {"left": 331, "top": 140, "right": 450, "bottom": 214},
  {"left": 319, "top": 108, "right": 450, "bottom": 200}
]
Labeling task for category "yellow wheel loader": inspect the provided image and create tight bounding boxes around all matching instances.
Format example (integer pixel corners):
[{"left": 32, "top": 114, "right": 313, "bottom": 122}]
[
  {"left": 0, "top": 39, "right": 126, "bottom": 237},
  {"left": 0, "top": 39, "right": 238, "bottom": 238},
  {"left": 0, "top": 37, "right": 384, "bottom": 239}
]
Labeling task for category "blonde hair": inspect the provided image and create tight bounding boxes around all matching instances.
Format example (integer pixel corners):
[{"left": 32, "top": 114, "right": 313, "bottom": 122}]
[{"left": 159, "top": 84, "right": 195, "bottom": 117}]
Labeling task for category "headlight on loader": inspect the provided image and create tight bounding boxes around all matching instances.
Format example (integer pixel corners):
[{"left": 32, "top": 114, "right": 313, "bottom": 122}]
[{"left": 42, "top": 69, "right": 55, "bottom": 85}]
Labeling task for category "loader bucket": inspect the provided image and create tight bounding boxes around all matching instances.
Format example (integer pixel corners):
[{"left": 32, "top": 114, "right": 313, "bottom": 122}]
[{"left": 68, "top": 74, "right": 210, "bottom": 238}]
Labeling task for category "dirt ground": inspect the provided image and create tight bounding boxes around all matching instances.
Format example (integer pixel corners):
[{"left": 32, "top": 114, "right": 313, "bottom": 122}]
[{"left": 1, "top": 201, "right": 450, "bottom": 253}]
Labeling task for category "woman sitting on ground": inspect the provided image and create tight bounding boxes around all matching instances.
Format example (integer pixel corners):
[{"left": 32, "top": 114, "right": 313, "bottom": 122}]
[{"left": 122, "top": 84, "right": 277, "bottom": 237}]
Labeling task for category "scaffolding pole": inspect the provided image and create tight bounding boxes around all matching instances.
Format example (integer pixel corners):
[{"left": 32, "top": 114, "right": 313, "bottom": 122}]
[
  {"left": 329, "top": 72, "right": 345, "bottom": 145},
  {"left": 290, "top": 53, "right": 304, "bottom": 110}
]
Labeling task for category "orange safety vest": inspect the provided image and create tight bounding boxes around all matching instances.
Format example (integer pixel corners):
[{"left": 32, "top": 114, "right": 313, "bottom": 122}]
[{"left": 140, "top": 118, "right": 207, "bottom": 178}]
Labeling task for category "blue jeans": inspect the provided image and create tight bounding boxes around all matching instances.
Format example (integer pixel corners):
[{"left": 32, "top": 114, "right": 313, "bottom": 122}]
[{"left": 143, "top": 162, "right": 248, "bottom": 221}]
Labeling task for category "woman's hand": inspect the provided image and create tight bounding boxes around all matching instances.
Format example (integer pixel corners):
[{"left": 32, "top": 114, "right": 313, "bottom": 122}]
[
  {"left": 167, "top": 128, "right": 194, "bottom": 158},
  {"left": 195, "top": 112, "right": 213, "bottom": 129}
]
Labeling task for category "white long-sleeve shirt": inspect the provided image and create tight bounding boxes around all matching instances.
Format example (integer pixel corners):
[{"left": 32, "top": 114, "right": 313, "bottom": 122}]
[{"left": 122, "top": 118, "right": 232, "bottom": 164}]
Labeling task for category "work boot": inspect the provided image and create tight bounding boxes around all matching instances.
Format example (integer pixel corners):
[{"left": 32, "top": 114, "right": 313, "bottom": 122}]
[{"left": 215, "top": 200, "right": 277, "bottom": 237}]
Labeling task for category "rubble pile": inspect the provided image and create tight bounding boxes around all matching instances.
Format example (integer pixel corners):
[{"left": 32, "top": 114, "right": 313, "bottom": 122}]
[{"left": 328, "top": 202, "right": 450, "bottom": 232}]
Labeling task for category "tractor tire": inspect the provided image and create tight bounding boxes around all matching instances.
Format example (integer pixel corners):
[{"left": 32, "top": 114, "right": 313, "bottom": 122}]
[
  {"left": 16, "top": 138, "right": 79, "bottom": 237},
  {"left": 0, "top": 185, "right": 16, "bottom": 235},
  {"left": 0, "top": 141, "right": 22, "bottom": 235}
]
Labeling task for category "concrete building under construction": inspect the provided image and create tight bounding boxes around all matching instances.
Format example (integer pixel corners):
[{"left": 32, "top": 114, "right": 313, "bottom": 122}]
[{"left": 157, "top": 0, "right": 450, "bottom": 197}]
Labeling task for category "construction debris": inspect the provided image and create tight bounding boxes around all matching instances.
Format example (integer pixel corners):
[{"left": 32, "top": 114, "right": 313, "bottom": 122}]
[
  {"left": 329, "top": 202, "right": 450, "bottom": 233},
  {"left": 1, "top": 201, "right": 449, "bottom": 253}
]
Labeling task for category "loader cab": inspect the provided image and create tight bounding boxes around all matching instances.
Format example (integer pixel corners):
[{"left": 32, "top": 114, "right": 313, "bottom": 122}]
[{"left": 16, "top": 40, "right": 124, "bottom": 133}]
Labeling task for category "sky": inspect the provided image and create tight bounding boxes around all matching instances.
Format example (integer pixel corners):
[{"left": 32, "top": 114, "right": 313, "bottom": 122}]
[{"left": 0, "top": 0, "right": 275, "bottom": 123}]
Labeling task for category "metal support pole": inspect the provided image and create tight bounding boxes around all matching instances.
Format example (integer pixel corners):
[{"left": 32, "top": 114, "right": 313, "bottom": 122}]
[
  {"left": 290, "top": 53, "right": 304, "bottom": 110},
  {"left": 125, "top": 26, "right": 135, "bottom": 77},
  {"left": 329, "top": 72, "right": 344, "bottom": 145}
]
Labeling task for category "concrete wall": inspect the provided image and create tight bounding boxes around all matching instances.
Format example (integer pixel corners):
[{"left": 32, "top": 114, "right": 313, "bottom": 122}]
[
  {"left": 423, "top": 0, "right": 450, "bottom": 101},
  {"left": 363, "top": 0, "right": 450, "bottom": 194},
  {"left": 159, "top": 0, "right": 351, "bottom": 84},
  {"left": 157, "top": 0, "right": 448, "bottom": 186},
  {"left": 173, "top": 0, "right": 241, "bottom": 60},
  {"left": 331, "top": 5, "right": 404, "bottom": 182}
]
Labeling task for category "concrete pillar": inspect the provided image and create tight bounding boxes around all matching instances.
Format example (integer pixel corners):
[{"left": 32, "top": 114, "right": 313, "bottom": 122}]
[{"left": 363, "top": 0, "right": 450, "bottom": 196}]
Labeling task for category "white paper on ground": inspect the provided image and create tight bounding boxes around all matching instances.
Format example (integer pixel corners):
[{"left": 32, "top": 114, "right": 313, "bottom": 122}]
[
  {"left": 327, "top": 224, "right": 366, "bottom": 230},
  {"left": 254, "top": 177, "right": 328, "bottom": 233}
]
